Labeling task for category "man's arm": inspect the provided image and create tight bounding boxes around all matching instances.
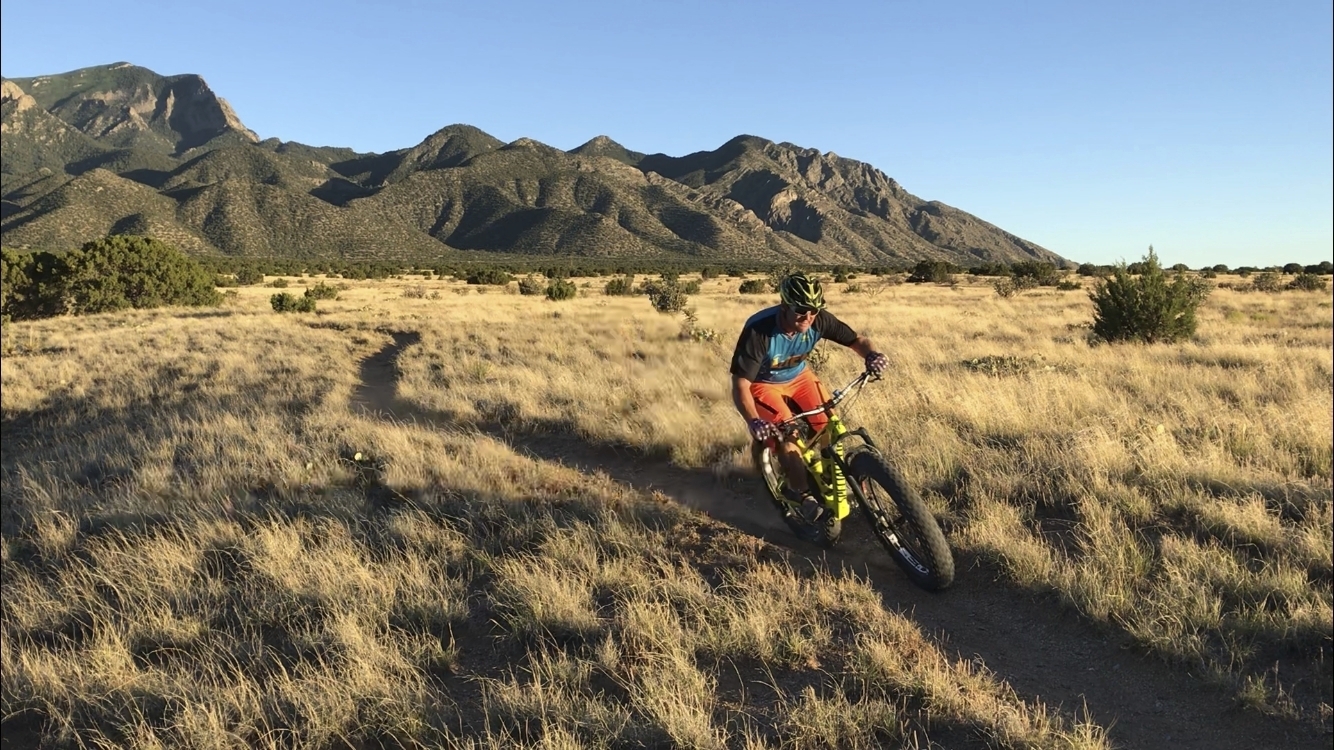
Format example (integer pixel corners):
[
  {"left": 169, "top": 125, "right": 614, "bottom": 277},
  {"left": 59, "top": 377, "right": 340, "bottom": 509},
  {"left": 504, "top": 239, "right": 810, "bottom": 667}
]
[
  {"left": 813, "top": 311, "right": 879, "bottom": 360},
  {"left": 732, "top": 375, "right": 762, "bottom": 421},
  {"left": 847, "top": 334, "right": 877, "bottom": 359}
]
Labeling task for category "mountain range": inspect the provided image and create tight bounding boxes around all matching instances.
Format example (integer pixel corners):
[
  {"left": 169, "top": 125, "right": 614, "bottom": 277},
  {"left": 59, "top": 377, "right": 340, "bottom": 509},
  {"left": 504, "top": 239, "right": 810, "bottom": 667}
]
[{"left": 1, "top": 63, "right": 1065, "bottom": 266}]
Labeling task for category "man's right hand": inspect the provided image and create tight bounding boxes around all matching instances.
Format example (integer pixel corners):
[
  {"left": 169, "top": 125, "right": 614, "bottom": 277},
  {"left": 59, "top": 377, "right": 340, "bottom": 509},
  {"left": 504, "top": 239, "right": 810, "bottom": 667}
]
[{"left": 748, "top": 418, "right": 779, "bottom": 442}]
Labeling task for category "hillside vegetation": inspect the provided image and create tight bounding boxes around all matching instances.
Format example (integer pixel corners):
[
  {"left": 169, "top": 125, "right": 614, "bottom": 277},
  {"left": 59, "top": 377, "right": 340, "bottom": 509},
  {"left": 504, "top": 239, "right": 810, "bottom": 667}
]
[
  {"left": 3, "top": 64, "right": 1064, "bottom": 266},
  {"left": 1, "top": 272, "right": 1329, "bottom": 748}
]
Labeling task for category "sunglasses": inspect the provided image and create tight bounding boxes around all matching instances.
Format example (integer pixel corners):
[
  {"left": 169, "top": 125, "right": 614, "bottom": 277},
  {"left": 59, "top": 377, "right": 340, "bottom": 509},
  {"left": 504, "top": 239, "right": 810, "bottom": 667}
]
[{"left": 789, "top": 305, "right": 820, "bottom": 317}]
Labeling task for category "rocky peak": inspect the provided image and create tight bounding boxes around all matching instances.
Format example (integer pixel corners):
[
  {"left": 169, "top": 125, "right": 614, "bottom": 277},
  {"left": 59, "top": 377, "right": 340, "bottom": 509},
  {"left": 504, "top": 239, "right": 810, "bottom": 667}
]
[
  {"left": 9, "top": 64, "right": 257, "bottom": 154},
  {"left": 569, "top": 135, "right": 644, "bottom": 166},
  {"left": 409, "top": 124, "right": 501, "bottom": 165},
  {"left": 157, "top": 74, "right": 258, "bottom": 149},
  {"left": 1, "top": 80, "right": 37, "bottom": 112}
]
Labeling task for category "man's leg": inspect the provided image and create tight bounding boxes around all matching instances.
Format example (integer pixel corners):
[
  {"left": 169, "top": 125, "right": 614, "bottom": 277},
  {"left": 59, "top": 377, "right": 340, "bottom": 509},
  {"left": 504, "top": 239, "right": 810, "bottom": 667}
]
[
  {"left": 751, "top": 377, "right": 824, "bottom": 522},
  {"left": 776, "top": 441, "right": 811, "bottom": 494},
  {"left": 781, "top": 369, "right": 834, "bottom": 519},
  {"left": 750, "top": 382, "right": 813, "bottom": 495},
  {"left": 787, "top": 368, "right": 832, "bottom": 439}
]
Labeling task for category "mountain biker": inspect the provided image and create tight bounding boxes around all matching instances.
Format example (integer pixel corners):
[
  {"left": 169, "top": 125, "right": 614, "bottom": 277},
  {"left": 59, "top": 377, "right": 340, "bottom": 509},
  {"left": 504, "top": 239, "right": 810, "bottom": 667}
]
[{"left": 731, "top": 272, "right": 888, "bottom": 525}]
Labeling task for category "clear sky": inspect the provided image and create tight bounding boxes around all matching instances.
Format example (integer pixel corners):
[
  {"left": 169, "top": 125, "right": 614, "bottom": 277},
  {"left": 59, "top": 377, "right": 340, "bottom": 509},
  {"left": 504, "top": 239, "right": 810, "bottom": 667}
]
[{"left": 3, "top": 0, "right": 1330, "bottom": 268}]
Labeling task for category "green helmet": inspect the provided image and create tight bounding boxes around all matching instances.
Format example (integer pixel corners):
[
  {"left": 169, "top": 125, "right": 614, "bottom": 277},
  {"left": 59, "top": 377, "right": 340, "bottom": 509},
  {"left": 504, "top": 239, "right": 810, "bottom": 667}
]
[{"left": 778, "top": 272, "right": 825, "bottom": 310}]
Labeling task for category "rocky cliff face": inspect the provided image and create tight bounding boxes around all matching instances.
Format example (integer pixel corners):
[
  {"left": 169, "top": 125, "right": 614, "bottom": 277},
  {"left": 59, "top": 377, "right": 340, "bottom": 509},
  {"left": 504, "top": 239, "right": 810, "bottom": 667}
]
[
  {"left": 1, "top": 79, "right": 109, "bottom": 175},
  {"left": 10, "top": 64, "right": 257, "bottom": 154},
  {"left": 156, "top": 74, "right": 257, "bottom": 150},
  {"left": 0, "top": 80, "right": 39, "bottom": 116}
]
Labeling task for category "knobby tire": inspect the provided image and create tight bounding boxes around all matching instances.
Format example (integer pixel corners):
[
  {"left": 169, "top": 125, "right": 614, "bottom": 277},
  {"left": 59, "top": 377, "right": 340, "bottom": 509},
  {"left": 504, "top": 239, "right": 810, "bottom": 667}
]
[{"left": 848, "top": 449, "right": 955, "bottom": 591}]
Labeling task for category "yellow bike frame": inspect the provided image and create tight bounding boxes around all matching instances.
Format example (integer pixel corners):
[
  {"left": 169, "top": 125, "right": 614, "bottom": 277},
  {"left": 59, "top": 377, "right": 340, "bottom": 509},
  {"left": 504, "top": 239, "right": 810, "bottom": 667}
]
[{"left": 790, "top": 414, "right": 851, "bottom": 520}]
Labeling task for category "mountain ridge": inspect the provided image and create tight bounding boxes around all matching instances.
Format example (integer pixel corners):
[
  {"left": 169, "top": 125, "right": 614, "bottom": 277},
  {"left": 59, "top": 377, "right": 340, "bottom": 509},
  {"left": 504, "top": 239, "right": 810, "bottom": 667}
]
[{"left": 1, "top": 63, "right": 1065, "bottom": 266}]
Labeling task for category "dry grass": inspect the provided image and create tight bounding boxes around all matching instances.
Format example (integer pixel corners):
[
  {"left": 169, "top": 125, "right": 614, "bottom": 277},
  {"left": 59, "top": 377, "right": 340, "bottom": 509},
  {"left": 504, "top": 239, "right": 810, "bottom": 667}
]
[{"left": 2, "top": 271, "right": 1329, "bottom": 746}]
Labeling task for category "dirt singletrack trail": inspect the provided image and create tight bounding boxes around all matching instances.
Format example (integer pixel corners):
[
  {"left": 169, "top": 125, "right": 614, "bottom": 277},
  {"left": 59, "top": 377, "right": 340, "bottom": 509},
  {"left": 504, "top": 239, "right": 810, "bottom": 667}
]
[{"left": 350, "top": 333, "right": 1327, "bottom": 750}]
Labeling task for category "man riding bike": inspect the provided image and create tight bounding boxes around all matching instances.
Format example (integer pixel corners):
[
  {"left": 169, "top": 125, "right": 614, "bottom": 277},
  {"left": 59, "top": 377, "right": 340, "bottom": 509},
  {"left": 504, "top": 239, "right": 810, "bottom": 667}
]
[{"left": 731, "top": 272, "right": 889, "bottom": 525}]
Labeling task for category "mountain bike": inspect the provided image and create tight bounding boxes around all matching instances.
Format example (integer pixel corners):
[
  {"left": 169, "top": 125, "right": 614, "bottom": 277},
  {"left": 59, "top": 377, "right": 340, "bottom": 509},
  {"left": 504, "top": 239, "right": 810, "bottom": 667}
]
[{"left": 751, "top": 370, "right": 955, "bottom": 591}]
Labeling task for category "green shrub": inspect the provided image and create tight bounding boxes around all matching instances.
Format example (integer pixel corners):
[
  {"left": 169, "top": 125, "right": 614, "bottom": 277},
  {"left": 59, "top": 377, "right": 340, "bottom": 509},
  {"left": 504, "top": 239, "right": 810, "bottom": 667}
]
[
  {"left": 271, "top": 292, "right": 316, "bottom": 313},
  {"left": 679, "top": 308, "right": 718, "bottom": 342},
  {"left": 907, "top": 259, "right": 956, "bottom": 284},
  {"left": 738, "top": 279, "right": 769, "bottom": 294},
  {"left": 1288, "top": 273, "right": 1328, "bottom": 291},
  {"left": 1055, "top": 278, "right": 1083, "bottom": 291},
  {"left": 650, "top": 287, "right": 688, "bottom": 314},
  {"left": 700, "top": 267, "right": 719, "bottom": 280},
  {"left": 467, "top": 269, "right": 513, "bottom": 285},
  {"left": 304, "top": 282, "right": 339, "bottom": 300},
  {"left": 545, "top": 279, "right": 577, "bottom": 301},
  {"left": 2, "top": 248, "right": 38, "bottom": 321},
  {"left": 1251, "top": 272, "right": 1283, "bottom": 293},
  {"left": 970, "top": 262, "right": 1011, "bottom": 277},
  {"left": 234, "top": 267, "right": 264, "bottom": 286},
  {"left": 637, "top": 274, "right": 694, "bottom": 296},
  {"left": 1010, "top": 261, "right": 1058, "bottom": 285},
  {"left": 1, "top": 253, "right": 23, "bottom": 321},
  {"left": 1089, "top": 250, "right": 1210, "bottom": 343},
  {"left": 766, "top": 265, "right": 802, "bottom": 291},
  {"left": 518, "top": 274, "right": 546, "bottom": 295},
  {"left": 604, "top": 276, "right": 635, "bottom": 296},
  {"left": 269, "top": 277, "right": 289, "bottom": 288},
  {"left": 6, "top": 235, "right": 222, "bottom": 318},
  {"left": 993, "top": 277, "right": 1038, "bottom": 298}
]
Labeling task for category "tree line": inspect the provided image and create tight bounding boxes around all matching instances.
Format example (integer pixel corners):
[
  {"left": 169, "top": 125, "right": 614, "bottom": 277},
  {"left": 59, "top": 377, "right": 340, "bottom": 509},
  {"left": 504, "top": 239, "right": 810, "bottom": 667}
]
[{"left": 3, "top": 235, "right": 1331, "bottom": 324}]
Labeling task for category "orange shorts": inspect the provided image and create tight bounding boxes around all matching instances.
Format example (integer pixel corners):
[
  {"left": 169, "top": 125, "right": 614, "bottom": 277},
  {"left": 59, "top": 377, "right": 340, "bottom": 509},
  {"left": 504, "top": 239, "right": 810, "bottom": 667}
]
[{"left": 750, "top": 367, "right": 832, "bottom": 434}]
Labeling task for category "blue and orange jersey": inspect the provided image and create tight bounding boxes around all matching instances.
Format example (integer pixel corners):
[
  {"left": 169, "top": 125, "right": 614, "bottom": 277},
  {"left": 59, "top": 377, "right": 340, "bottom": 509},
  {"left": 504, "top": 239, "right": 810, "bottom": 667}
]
[{"left": 730, "top": 306, "right": 858, "bottom": 384}]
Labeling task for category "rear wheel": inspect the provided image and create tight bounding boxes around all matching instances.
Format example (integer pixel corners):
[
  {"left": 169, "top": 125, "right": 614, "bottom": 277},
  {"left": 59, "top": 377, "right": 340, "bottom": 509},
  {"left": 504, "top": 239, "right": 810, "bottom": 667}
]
[
  {"left": 752, "top": 441, "right": 842, "bottom": 547},
  {"left": 848, "top": 449, "right": 954, "bottom": 591}
]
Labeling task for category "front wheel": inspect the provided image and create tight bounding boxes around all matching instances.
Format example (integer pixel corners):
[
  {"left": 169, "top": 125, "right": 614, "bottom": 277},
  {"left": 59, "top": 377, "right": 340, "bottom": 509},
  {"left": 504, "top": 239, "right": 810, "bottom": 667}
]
[{"left": 848, "top": 449, "right": 954, "bottom": 591}]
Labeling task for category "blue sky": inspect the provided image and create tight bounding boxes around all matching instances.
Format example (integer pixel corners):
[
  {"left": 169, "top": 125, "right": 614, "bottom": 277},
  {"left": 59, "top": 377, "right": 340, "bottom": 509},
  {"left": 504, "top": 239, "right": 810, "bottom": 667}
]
[{"left": 3, "top": 0, "right": 1330, "bottom": 267}]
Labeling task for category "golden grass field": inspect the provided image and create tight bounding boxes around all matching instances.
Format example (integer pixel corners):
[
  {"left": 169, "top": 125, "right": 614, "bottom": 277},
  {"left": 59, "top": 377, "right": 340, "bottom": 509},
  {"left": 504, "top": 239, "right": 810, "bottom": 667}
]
[{"left": 1, "top": 271, "right": 1330, "bottom": 749}]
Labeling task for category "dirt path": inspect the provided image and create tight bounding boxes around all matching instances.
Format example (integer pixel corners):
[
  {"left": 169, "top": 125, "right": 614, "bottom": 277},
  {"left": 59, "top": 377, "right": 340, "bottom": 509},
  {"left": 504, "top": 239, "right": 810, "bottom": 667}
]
[{"left": 350, "top": 334, "right": 1327, "bottom": 750}]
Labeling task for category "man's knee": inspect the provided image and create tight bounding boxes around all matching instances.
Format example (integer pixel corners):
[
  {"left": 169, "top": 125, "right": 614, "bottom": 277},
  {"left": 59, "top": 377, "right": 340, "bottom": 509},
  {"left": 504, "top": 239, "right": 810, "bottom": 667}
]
[{"left": 776, "top": 440, "right": 802, "bottom": 457}]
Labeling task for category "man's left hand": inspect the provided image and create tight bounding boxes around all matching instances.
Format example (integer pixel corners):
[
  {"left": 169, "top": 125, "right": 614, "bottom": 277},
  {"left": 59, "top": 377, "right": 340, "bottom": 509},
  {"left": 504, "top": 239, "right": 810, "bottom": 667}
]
[{"left": 865, "top": 351, "right": 888, "bottom": 374}]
